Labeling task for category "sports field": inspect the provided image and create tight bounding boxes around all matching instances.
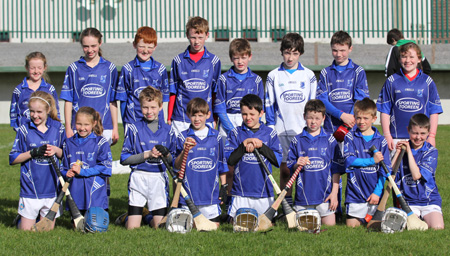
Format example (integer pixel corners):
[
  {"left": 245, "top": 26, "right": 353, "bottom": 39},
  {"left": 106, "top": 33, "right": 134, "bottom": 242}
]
[{"left": 1, "top": 124, "right": 449, "bottom": 255}]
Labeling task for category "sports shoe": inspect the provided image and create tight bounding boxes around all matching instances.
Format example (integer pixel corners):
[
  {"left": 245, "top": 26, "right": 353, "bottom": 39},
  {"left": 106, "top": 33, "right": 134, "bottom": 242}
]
[{"left": 115, "top": 212, "right": 128, "bottom": 225}]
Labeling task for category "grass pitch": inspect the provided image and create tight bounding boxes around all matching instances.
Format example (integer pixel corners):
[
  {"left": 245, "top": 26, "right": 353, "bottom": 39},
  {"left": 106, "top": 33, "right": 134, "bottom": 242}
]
[{"left": 0, "top": 124, "right": 449, "bottom": 255}]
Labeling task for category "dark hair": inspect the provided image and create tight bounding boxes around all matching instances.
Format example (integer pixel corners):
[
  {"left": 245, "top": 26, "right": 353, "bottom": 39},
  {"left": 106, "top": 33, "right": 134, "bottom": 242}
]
[
  {"left": 76, "top": 107, "right": 104, "bottom": 136},
  {"left": 330, "top": 30, "right": 352, "bottom": 47},
  {"left": 240, "top": 94, "right": 263, "bottom": 113},
  {"left": 408, "top": 113, "right": 430, "bottom": 131},
  {"left": 80, "top": 27, "right": 103, "bottom": 57},
  {"left": 304, "top": 99, "right": 326, "bottom": 116},
  {"left": 386, "top": 29, "right": 404, "bottom": 45},
  {"left": 229, "top": 38, "right": 252, "bottom": 59},
  {"left": 139, "top": 86, "right": 163, "bottom": 106},
  {"left": 280, "top": 33, "right": 304, "bottom": 54},
  {"left": 354, "top": 98, "right": 377, "bottom": 117},
  {"left": 186, "top": 97, "right": 209, "bottom": 116}
]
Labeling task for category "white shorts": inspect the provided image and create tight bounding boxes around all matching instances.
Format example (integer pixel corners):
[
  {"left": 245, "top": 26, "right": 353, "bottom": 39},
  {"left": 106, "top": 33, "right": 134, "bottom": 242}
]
[
  {"left": 128, "top": 171, "right": 169, "bottom": 212},
  {"left": 279, "top": 135, "right": 295, "bottom": 162},
  {"left": 102, "top": 129, "right": 113, "bottom": 145},
  {"left": 294, "top": 202, "right": 335, "bottom": 217},
  {"left": 18, "top": 197, "right": 62, "bottom": 220},
  {"left": 181, "top": 204, "right": 221, "bottom": 220},
  {"left": 172, "top": 120, "right": 214, "bottom": 137},
  {"left": 409, "top": 205, "right": 443, "bottom": 218},
  {"left": 228, "top": 196, "right": 275, "bottom": 218},
  {"left": 218, "top": 113, "right": 243, "bottom": 141},
  {"left": 346, "top": 202, "right": 377, "bottom": 219}
]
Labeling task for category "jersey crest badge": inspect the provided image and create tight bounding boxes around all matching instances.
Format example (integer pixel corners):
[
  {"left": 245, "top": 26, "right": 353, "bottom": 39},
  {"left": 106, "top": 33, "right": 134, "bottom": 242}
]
[
  {"left": 100, "top": 75, "right": 107, "bottom": 83},
  {"left": 300, "top": 82, "right": 305, "bottom": 89},
  {"left": 321, "top": 147, "right": 327, "bottom": 156},
  {"left": 210, "top": 148, "right": 216, "bottom": 156},
  {"left": 417, "top": 89, "right": 424, "bottom": 97},
  {"left": 87, "top": 152, "right": 95, "bottom": 161},
  {"left": 203, "top": 69, "right": 210, "bottom": 78},
  {"left": 347, "top": 79, "right": 353, "bottom": 87}
]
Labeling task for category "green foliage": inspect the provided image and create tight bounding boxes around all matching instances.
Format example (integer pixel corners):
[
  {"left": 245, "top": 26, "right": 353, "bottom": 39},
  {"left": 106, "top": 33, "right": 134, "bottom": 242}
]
[{"left": 1, "top": 124, "right": 449, "bottom": 255}]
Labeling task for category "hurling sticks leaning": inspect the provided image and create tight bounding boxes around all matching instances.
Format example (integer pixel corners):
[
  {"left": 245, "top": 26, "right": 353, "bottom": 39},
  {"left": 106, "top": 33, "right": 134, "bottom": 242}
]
[
  {"left": 253, "top": 148, "right": 297, "bottom": 228},
  {"left": 367, "top": 146, "right": 406, "bottom": 230},
  {"left": 258, "top": 165, "right": 303, "bottom": 231},
  {"left": 159, "top": 141, "right": 196, "bottom": 228},
  {"left": 32, "top": 176, "right": 73, "bottom": 232},
  {"left": 156, "top": 145, "right": 217, "bottom": 231},
  {"left": 369, "top": 146, "right": 428, "bottom": 231},
  {"left": 49, "top": 156, "right": 85, "bottom": 232}
]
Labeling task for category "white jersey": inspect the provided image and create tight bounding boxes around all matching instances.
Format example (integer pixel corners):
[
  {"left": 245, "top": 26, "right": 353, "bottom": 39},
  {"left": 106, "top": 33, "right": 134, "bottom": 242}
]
[{"left": 265, "top": 63, "right": 317, "bottom": 136}]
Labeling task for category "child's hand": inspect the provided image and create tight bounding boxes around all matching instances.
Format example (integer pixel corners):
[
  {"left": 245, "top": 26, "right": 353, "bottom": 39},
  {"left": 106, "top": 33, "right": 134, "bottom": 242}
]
[
  {"left": 396, "top": 141, "right": 410, "bottom": 152},
  {"left": 67, "top": 170, "right": 76, "bottom": 178},
  {"left": 183, "top": 137, "right": 196, "bottom": 151},
  {"left": 44, "top": 145, "right": 56, "bottom": 157},
  {"left": 340, "top": 113, "right": 355, "bottom": 128},
  {"left": 243, "top": 138, "right": 262, "bottom": 152},
  {"left": 384, "top": 134, "right": 394, "bottom": 151},
  {"left": 296, "top": 156, "right": 310, "bottom": 168},
  {"left": 367, "top": 193, "right": 380, "bottom": 205},
  {"left": 151, "top": 147, "right": 162, "bottom": 158},
  {"left": 71, "top": 163, "right": 81, "bottom": 175},
  {"left": 324, "top": 193, "right": 338, "bottom": 211},
  {"left": 373, "top": 151, "right": 384, "bottom": 163}
]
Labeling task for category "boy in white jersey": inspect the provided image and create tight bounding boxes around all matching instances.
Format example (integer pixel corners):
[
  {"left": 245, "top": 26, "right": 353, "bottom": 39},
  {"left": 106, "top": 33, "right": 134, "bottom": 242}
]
[{"left": 265, "top": 33, "right": 317, "bottom": 203}]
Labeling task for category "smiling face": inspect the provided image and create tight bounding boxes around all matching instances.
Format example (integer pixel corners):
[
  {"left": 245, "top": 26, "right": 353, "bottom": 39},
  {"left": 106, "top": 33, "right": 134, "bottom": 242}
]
[
  {"left": 188, "top": 111, "right": 210, "bottom": 130},
  {"left": 76, "top": 113, "right": 96, "bottom": 138},
  {"left": 134, "top": 39, "right": 156, "bottom": 62},
  {"left": 408, "top": 125, "right": 429, "bottom": 149},
  {"left": 304, "top": 111, "right": 325, "bottom": 135},
  {"left": 29, "top": 100, "right": 49, "bottom": 128},
  {"left": 400, "top": 48, "right": 421, "bottom": 76},
  {"left": 231, "top": 54, "right": 251, "bottom": 74},
  {"left": 26, "top": 58, "right": 46, "bottom": 83},
  {"left": 241, "top": 106, "right": 263, "bottom": 129},
  {"left": 282, "top": 49, "right": 300, "bottom": 70},
  {"left": 187, "top": 29, "right": 208, "bottom": 53},
  {"left": 355, "top": 111, "right": 377, "bottom": 134},
  {"left": 141, "top": 100, "right": 162, "bottom": 122},
  {"left": 82, "top": 35, "right": 102, "bottom": 62},
  {"left": 331, "top": 43, "right": 352, "bottom": 66}
]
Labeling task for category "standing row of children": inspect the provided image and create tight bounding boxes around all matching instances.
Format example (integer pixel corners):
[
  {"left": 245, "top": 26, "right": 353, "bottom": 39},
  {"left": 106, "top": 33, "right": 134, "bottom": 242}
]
[{"left": 9, "top": 15, "right": 444, "bottom": 231}]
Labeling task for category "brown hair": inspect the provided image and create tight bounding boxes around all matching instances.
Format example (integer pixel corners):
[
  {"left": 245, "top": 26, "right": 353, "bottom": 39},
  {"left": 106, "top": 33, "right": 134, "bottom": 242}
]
[
  {"left": 408, "top": 113, "right": 430, "bottom": 131},
  {"left": 76, "top": 107, "right": 104, "bottom": 136},
  {"left": 25, "top": 52, "right": 50, "bottom": 83},
  {"left": 399, "top": 42, "right": 423, "bottom": 70},
  {"left": 330, "top": 30, "right": 352, "bottom": 47},
  {"left": 28, "top": 91, "right": 60, "bottom": 122},
  {"left": 185, "top": 16, "right": 209, "bottom": 35},
  {"left": 280, "top": 33, "right": 304, "bottom": 55},
  {"left": 139, "top": 86, "right": 163, "bottom": 107},
  {"left": 229, "top": 38, "right": 252, "bottom": 59},
  {"left": 354, "top": 98, "right": 377, "bottom": 117},
  {"left": 387, "top": 29, "right": 403, "bottom": 45},
  {"left": 133, "top": 26, "right": 157, "bottom": 46},
  {"left": 80, "top": 27, "right": 103, "bottom": 57},
  {"left": 186, "top": 98, "right": 209, "bottom": 116},
  {"left": 304, "top": 99, "right": 326, "bottom": 117}
]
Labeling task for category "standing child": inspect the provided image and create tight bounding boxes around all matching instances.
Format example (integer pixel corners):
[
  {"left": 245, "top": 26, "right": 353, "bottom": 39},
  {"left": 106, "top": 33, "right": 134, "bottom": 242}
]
[
  {"left": 265, "top": 32, "right": 317, "bottom": 203},
  {"left": 119, "top": 87, "right": 176, "bottom": 229},
  {"left": 117, "top": 26, "right": 169, "bottom": 125},
  {"left": 377, "top": 42, "right": 442, "bottom": 152},
  {"left": 10, "top": 52, "right": 60, "bottom": 131},
  {"left": 226, "top": 94, "right": 282, "bottom": 220},
  {"left": 286, "top": 99, "right": 342, "bottom": 226},
  {"left": 394, "top": 114, "right": 444, "bottom": 229},
  {"left": 62, "top": 107, "right": 112, "bottom": 213},
  {"left": 214, "top": 38, "right": 264, "bottom": 140},
  {"left": 168, "top": 16, "right": 221, "bottom": 136},
  {"left": 60, "top": 27, "right": 120, "bottom": 145},
  {"left": 343, "top": 98, "right": 391, "bottom": 227},
  {"left": 9, "top": 91, "right": 66, "bottom": 230},
  {"left": 174, "top": 98, "right": 228, "bottom": 225},
  {"left": 317, "top": 31, "right": 369, "bottom": 135}
]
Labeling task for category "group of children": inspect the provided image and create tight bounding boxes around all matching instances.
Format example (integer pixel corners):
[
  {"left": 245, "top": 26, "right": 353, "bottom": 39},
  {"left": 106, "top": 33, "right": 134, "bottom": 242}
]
[{"left": 9, "top": 16, "right": 444, "bottom": 231}]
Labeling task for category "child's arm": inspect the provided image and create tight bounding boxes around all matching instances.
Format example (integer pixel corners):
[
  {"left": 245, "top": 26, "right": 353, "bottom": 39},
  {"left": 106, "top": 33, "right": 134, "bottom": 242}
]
[
  {"left": 71, "top": 141, "right": 113, "bottom": 178},
  {"left": 427, "top": 113, "right": 439, "bottom": 147},
  {"left": 397, "top": 141, "right": 422, "bottom": 181},
  {"left": 167, "top": 58, "right": 179, "bottom": 125},
  {"left": 174, "top": 137, "right": 196, "bottom": 169},
  {"left": 324, "top": 173, "right": 340, "bottom": 211},
  {"left": 110, "top": 101, "right": 119, "bottom": 145},
  {"left": 380, "top": 112, "right": 394, "bottom": 150},
  {"left": 10, "top": 89, "right": 20, "bottom": 130},
  {"left": 64, "top": 101, "right": 74, "bottom": 138},
  {"left": 264, "top": 76, "right": 276, "bottom": 127}
]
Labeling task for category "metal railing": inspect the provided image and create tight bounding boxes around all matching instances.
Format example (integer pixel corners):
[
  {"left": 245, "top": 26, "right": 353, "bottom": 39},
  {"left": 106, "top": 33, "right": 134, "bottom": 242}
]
[{"left": 0, "top": 0, "right": 448, "bottom": 44}]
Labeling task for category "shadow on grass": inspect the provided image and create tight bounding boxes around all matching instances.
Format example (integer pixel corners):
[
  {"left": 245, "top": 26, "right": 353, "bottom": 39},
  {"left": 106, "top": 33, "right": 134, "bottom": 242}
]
[{"left": 0, "top": 198, "right": 19, "bottom": 227}]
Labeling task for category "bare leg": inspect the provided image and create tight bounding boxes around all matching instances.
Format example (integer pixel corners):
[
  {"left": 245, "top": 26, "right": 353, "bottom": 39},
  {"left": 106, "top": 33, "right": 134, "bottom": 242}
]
[
  {"left": 423, "top": 212, "right": 444, "bottom": 230},
  {"left": 322, "top": 214, "right": 336, "bottom": 226},
  {"left": 126, "top": 215, "right": 142, "bottom": 230}
]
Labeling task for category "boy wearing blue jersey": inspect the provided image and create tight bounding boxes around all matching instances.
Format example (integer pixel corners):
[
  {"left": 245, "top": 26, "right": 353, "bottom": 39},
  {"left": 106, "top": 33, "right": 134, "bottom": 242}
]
[
  {"left": 174, "top": 98, "right": 228, "bottom": 224},
  {"left": 226, "top": 94, "right": 282, "bottom": 219},
  {"left": 394, "top": 114, "right": 444, "bottom": 229},
  {"left": 286, "top": 99, "right": 342, "bottom": 226},
  {"left": 317, "top": 30, "right": 369, "bottom": 135},
  {"left": 214, "top": 39, "right": 264, "bottom": 140},
  {"left": 119, "top": 87, "right": 176, "bottom": 229},
  {"left": 265, "top": 33, "right": 317, "bottom": 202},
  {"left": 117, "top": 26, "right": 169, "bottom": 125},
  {"left": 168, "top": 16, "right": 221, "bottom": 136},
  {"left": 343, "top": 98, "right": 391, "bottom": 227}
]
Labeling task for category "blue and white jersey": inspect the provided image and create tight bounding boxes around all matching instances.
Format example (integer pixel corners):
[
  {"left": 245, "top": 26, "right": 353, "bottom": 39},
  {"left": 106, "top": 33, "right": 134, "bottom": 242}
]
[
  {"left": 61, "top": 133, "right": 112, "bottom": 210},
  {"left": 175, "top": 126, "right": 228, "bottom": 206},
  {"left": 396, "top": 142, "right": 441, "bottom": 207},
  {"left": 60, "top": 57, "right": 119, "bottom": 130},
  {"left": 9, "top": 118, "right": 66, "bottom": 199},
  {"left": 343, "top": 127, "right": 391, "bottom": 204},
  {"left": 169, "top": 47, "right": 221, "bottom": 123},
  {"left": 214, "top": 67, "right": 264, "bottom": 115},
  {"left": 121, "top": 119, "right": 176, "bottom": 173},
  {"left": 377, "top": 69, "right": 442, "bottom": 139},
  {"left": 10, "top": 77, "right": 60, "bottom": 130},
  {"left": 286, "top": 128, "right": 343, "bottom": 206},
  {"left": 117, "top": 56, "right": 169, "bottom": 124},
  {"left": 317, "top": 60, "right": 369, "bottom": 133},
  {"left": 225, "top": 122, "right": 282, "bottom": 198},
  {"left": 265, "top": 63, "right": 317, "bottom": 136}
]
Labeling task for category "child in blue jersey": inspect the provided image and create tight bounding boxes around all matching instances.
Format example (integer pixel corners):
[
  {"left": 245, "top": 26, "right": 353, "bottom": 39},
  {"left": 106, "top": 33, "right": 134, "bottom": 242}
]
[
  {"left": 394, "top": 114, "right": 444, "bottom": 230},
  {"left": 265, "top": 32, "right": 317, "bottom": 203},
  {"left": 226, "top": 94, "right": 282, "bottom": 220},
  {"left": 168, "top": 16, "right": 221, "bottom": 136},
  {"left": 377, "top": 42, "right": 442, "bottom": 153},
  {"left": 117, "top": 26, "right": 169, "bottom": 125},
  {"left": 119, "top": 87, "right": 176, "bottom": 229},
  {"left": 214, "top": 38, "right": 264, "bottom": 140},
  {"left": 9, "top": 91, "right": 65, "bottom": 230},
  {"left": 174, "top": 98, "right": 228, "bottom": 225},
  {"left": 60, "top": 27, "right": 120, "bottom": 145},
  {"left": 343, "top": 98, "right": 392, "bottom": 227},
  {"left": 10, "top": 52, "right": 60, "bottom": 131},
  {"left": 62, "top": 107, "right": 112, "bottom": 213},
  {"left": 286, "top": 99, "right": 342, "bottom": 226},
  {"left": 317, "top": 31, "right": 369, "bottom": 135}
]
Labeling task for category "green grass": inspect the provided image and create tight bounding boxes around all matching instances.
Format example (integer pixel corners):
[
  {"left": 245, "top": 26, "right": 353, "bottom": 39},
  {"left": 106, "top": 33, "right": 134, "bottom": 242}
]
[{"left": 1, "top": 124, "right": 449, "bottom": 255}]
